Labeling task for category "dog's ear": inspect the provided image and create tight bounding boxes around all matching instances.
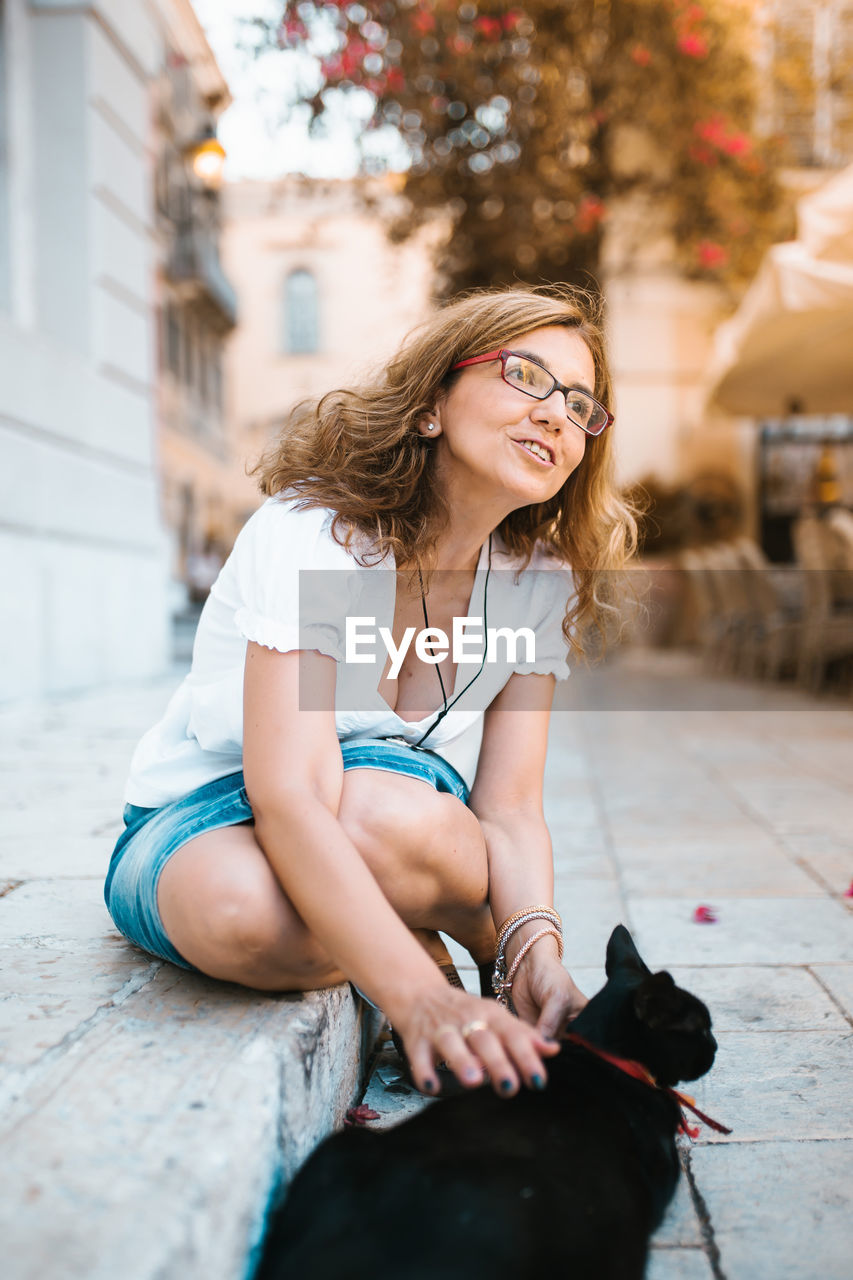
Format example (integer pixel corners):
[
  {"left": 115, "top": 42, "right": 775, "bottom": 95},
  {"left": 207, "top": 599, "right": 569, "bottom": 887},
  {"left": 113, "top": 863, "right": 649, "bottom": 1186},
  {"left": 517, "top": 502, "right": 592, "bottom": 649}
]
[{"left": 605, "top": 925, "right": 652, "bottom": 978}]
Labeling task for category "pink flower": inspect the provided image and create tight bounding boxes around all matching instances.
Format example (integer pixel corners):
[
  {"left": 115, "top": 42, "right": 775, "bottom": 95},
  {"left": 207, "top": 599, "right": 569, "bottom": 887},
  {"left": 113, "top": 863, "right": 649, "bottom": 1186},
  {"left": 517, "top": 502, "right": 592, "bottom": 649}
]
[
  {"left": 695, "top": 116, "right": 727, "bottom": 146},
  {"left": 693, "top": 904, "right": 718, "bottom": 923},
  {"left": 678, "top": 32, "right": 709, "bottom": 58},
  {"left": 575, "top": 194, "right": 607, "bottom": 234},
  {"left": 688, "top": 143, "right": 717, "bottom": 166},
  {"left": 412, "top": 10, "right": 436, "bottom": 35},
  {"left": 720, "top": 132, "right": 751, "bottom": 157},
  {"left": 693, "top": 117, "right": 754, "bottom": 162},
  {"left": 844, "top": 879, "right": 853, "bottom": 898},
  {"left": 474, "top": 16, "right": 503, "bottom": 41},
  {"left": 697, "top": 241, "right": 729, "bottom": 269}
]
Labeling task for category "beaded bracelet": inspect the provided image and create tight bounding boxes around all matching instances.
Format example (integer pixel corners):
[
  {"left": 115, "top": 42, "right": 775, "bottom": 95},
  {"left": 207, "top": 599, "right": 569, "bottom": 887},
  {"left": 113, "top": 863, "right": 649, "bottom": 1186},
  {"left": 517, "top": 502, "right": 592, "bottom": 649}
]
[
  {"left": 496, "top": 905, "right": 562, "bottom": 953},
  {"left": 492, "top": 906, "right": 563, "bottom": 1002},
  {"left": 493, "top": 927, "right": 564, "bottom": 1006}
]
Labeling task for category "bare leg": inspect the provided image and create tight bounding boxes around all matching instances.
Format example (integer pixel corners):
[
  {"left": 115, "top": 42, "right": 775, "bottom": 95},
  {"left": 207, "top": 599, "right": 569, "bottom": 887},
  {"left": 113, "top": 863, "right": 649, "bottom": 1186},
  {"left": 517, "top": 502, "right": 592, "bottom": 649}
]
[{"left": 156, "top": 769, "right": 495, "bottom": 990}]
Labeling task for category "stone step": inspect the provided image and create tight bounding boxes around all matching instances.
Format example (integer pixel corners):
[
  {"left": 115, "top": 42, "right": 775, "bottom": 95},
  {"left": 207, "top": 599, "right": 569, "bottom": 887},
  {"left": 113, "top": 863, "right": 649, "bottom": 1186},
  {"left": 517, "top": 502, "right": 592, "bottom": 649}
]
[{"left": 0, "top": 881, "right": 380, "bottom": 1280}]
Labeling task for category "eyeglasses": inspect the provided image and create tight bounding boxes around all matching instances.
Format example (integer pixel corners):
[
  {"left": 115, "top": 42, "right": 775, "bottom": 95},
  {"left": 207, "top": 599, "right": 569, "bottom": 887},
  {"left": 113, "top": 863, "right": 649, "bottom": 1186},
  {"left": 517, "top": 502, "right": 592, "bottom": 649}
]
[{"left": 450, "top": 349, "right": 614, "bottom": 437}]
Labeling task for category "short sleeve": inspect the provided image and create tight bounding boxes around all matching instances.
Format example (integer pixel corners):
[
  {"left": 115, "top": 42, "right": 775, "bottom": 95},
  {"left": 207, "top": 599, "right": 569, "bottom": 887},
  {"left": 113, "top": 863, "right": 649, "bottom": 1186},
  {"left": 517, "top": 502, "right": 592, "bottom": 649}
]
[
  {"left": 222, "top": 497, "right": 356, "bottom": 661},
  {"left": 514, "top": 555, "right": 575, "bottom": 681}
]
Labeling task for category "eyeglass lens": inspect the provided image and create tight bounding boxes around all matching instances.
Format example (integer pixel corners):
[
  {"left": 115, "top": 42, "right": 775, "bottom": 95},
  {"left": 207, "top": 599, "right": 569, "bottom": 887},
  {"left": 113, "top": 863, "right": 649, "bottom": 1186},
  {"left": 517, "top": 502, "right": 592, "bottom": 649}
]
[{"left": 502, "top": 355, "right": 606, "bottom": 435}]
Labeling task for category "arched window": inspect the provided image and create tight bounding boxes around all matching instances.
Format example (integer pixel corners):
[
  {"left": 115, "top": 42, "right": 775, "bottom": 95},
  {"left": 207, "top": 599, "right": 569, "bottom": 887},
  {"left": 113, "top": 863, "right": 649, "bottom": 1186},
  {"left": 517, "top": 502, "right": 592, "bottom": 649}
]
[{"left": 283, "top": 268, "right": 319, "bottom": 354}]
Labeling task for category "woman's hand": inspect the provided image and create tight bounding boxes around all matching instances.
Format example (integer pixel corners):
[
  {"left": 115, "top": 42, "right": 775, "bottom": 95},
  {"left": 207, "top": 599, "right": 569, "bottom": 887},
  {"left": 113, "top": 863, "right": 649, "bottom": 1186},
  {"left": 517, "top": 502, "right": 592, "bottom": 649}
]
[
  {"left": 509, "top": 947, "right": 589, "bottom": 1040},
  {"left": 392, "top": 983, "right": 560, "bottom": 1098}
]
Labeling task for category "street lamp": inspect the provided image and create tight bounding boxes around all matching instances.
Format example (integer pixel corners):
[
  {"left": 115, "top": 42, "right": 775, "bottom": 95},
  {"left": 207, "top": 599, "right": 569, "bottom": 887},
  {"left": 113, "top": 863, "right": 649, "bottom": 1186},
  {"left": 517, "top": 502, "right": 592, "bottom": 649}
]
[{"left": 186, "top": 125, "right": 226, "bottom": 190}]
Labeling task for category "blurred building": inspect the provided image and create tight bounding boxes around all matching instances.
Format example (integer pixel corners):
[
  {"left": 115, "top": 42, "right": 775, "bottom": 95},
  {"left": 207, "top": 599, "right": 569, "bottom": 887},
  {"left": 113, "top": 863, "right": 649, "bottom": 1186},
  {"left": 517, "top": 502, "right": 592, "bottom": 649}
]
[
  {"left": 219, "top": 175, "right": 442, "bottom": 535},
  {"left": 153, "top": 20, "right": 236, "bottom": 603},
  {"left": 0, "top": 0, "right": 232, "bottom": 700}
]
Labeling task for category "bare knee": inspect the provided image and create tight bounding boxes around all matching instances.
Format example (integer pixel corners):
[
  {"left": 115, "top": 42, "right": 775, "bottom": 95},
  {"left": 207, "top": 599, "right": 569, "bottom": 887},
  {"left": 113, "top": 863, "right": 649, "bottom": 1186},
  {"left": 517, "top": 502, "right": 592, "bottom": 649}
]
[
  {"left": 206, "top": 880, "right": 337, "bottom": 986},
  {"left": 157, "top": 835, "right": 338, "bottom": 989},
  {"left": 338, "top": 772, "right": 489, "bottom": 912}
]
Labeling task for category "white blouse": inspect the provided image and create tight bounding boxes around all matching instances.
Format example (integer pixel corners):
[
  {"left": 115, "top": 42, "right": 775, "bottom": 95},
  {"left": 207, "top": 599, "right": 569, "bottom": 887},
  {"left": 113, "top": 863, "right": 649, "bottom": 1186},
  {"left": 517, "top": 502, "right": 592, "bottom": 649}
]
[{"left": 124, "top": 495, "right": 575, "bottom": 807}]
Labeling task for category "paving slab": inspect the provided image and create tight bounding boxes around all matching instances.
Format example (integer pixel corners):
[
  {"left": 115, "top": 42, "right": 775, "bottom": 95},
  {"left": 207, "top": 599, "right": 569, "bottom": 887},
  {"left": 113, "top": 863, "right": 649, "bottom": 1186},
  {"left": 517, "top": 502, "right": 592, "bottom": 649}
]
[
  {"left": 628, "top": 897, "right": 853, "bottom": 966},
  {"left": 1, "top": 805, "right": 126, "bottom": 840},
  {"left": 645, "top": 1247, "right": 714, "bottom": 1280},
  {"left": 664, "top": 965, "right": 849, "bottom": 1032},
  {"left": 551, "top": 843, "right": 618, "bottom": 879},
  {"left": 690, "top": 1031, "right": 853, "bottom": 1142},
  {"left": 0, "top": 835, "right": 118, "bottom": 880},
  {"left": 808, "top": 964, "right": 853, "bottom": 1019},
  {"left": 651, "top": 1167, "right": 704, "bottom": 1248},
  {"left": 618, "top": 847, "right": 823, "bottom": 898},
  {"left": 605, "top": 827, "right": 784, "bottom": 853},
  {"left": 0, "top": 878, "right": 125, "bottom": 952},
  {"left": 552, "top": 877, "right": 627, "bottom": 966},
  {"left": 780, "top": 833, "right": 853, "bottom": 897},
  {"left": 690, "top": 1139, "right": 853, "bottom": 1279},
  {"left": 0, "top": 945, "right": 159, "bottom": 1078},
  {"left": 360, "top": 1039, "right": 438, "bottom": 1132}
]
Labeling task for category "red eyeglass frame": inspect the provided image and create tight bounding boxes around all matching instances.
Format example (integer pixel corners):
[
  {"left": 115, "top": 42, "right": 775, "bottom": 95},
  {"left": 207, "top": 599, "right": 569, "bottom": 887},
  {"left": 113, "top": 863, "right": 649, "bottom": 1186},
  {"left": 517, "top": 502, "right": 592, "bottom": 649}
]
[{"left": 450, "top": 348, "right": 614, "bottom": 436}]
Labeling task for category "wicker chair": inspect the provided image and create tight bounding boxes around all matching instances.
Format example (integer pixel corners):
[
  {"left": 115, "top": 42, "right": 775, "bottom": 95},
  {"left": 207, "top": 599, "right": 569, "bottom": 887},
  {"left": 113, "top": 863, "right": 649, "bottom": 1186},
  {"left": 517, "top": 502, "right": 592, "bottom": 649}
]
[{"left": 791, "top": 514, "right": 853, "bottom": 690}]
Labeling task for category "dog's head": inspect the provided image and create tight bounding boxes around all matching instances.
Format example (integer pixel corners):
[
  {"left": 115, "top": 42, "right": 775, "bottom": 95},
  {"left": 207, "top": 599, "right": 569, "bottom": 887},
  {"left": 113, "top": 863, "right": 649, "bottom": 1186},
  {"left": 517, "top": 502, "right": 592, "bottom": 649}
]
[{"left": 569, "top": 925, "right": 717, "bottom": 1087}]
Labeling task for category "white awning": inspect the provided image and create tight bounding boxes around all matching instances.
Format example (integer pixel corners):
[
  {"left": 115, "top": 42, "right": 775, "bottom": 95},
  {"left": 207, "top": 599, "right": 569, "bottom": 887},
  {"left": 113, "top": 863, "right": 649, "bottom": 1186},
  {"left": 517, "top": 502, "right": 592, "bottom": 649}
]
[{"left": 707, "top": 164, "right": 853, "bottom": 417}]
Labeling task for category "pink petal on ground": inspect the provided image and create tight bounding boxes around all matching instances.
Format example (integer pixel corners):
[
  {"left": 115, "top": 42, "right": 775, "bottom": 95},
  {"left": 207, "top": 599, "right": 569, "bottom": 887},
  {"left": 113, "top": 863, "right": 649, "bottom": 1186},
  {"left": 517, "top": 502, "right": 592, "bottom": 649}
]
[
  {"left": 344, "top": 1104, "right": 382, "bottom": 1126},
  {"left": 692, "top": 904, "right": 718, "bottom": 924}
]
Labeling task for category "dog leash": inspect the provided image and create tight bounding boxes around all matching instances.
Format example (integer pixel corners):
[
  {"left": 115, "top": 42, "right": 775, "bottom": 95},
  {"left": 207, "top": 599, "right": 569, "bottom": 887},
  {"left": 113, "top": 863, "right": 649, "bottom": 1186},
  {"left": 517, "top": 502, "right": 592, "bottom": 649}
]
[{"left": 564, "top": 1033, "right": 732, "bottom": 1140}]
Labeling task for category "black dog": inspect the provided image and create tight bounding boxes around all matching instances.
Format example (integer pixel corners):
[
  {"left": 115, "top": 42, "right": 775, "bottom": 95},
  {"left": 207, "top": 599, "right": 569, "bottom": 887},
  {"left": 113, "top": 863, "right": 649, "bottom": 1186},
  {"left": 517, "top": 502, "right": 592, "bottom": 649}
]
[{"left": 255, "top": 925, "right": 722, "bottom": 1280}]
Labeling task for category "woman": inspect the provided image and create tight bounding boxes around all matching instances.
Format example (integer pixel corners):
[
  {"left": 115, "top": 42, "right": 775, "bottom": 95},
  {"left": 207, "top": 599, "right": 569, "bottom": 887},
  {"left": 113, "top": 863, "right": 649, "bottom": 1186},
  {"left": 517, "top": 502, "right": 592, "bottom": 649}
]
[{"left": 104, "top": 285, "right": 637, "bottom": 1099}]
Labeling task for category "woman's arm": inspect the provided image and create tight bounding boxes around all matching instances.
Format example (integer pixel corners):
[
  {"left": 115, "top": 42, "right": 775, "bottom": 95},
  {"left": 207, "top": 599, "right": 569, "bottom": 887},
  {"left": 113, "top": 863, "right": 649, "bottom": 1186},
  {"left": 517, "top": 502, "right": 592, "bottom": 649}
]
[
  {"left": 242, "top": 642, "right": 558, "bottom": 1094},
  {"left": 468, "top": 671, "right": 588, "bottom": 1036}
]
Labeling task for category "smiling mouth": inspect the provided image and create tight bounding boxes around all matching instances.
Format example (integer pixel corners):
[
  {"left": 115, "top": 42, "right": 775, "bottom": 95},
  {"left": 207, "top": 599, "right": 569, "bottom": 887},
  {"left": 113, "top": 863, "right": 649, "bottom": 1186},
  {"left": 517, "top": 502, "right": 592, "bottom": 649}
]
[{"left": 513, "top": 439, "right": 555, "bottom": 466}]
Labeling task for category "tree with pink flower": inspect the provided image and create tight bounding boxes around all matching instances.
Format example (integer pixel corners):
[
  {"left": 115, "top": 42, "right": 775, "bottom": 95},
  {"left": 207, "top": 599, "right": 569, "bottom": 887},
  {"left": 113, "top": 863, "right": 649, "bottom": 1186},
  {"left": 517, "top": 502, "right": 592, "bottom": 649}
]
[{"left": 256, "top": 0, "right": 796, "bottom": 297}]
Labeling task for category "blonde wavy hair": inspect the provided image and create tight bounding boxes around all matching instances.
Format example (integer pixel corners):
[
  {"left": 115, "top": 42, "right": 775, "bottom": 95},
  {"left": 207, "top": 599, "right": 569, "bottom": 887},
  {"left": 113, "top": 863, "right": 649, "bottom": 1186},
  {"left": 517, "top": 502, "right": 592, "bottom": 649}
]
[{"left": 251, "top": 284, "right": 640, "bottom": 660}]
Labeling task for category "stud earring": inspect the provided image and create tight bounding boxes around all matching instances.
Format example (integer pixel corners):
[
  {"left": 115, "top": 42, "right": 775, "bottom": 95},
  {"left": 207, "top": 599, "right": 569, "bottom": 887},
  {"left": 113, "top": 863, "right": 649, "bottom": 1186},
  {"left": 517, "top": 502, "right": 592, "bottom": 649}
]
[{"left": 427, "top": 423, "right": 435, "bottom": 431}]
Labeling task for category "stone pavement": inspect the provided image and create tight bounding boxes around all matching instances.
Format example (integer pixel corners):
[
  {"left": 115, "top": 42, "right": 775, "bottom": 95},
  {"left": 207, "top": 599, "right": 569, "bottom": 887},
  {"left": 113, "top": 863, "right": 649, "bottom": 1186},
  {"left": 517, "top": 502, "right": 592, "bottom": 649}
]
[{"left": 2, "top": 648, "right": 852, "bottom": 1278}]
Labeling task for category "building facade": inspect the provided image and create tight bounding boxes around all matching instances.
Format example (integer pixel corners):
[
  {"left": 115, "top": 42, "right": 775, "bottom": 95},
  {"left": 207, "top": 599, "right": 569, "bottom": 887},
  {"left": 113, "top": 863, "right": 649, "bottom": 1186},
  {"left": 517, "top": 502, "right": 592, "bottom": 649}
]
[
  {"left": 153, "top": 14, "right": 236, "bottom": 601},
  {"left": 220, "top": 176, "right": 442, "bottom": 537},
  {"left": 0, "top": 0, "right": 232, "bottom": 700}
]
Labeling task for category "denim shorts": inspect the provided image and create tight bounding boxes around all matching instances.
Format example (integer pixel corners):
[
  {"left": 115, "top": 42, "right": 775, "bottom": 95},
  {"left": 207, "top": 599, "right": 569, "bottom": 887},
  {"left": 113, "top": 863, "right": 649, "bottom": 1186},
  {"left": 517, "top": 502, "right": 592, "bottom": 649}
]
[{"left": 103, "top": 738, "right": 469, "bottom": 972}]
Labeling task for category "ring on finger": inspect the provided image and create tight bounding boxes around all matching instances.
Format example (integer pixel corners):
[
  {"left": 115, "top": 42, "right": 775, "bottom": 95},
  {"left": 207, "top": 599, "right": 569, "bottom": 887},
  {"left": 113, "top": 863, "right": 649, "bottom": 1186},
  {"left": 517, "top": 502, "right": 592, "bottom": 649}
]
[{"left": 461, "top": 1019, "right": 489, "bottom": 1038}]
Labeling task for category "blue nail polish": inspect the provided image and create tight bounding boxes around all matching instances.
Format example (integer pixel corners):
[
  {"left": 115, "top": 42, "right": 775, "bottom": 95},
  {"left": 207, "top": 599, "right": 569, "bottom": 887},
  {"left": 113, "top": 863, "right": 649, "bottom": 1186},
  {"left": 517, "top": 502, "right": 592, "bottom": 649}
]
[
  {"left": 500, "top": 1078, "right": 514, "bottom": 1094},
  {"left": 531, "top": 1074, "right": 546, "bottom": 1091}
]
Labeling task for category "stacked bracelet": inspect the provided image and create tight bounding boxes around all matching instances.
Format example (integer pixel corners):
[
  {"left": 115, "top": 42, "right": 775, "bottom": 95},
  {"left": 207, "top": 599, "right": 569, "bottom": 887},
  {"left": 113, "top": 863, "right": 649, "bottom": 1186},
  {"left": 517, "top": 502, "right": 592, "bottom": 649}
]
[{"left": 492, "top": 906, "right": 563, "bottom": 1007}]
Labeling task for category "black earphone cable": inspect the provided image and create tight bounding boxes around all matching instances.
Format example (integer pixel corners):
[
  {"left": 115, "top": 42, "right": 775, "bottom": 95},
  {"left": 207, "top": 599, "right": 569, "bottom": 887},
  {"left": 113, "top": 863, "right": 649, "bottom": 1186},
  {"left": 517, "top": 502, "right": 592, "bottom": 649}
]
[{"left": 413, "top": 532, "right": 492, "bottom": 749}]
